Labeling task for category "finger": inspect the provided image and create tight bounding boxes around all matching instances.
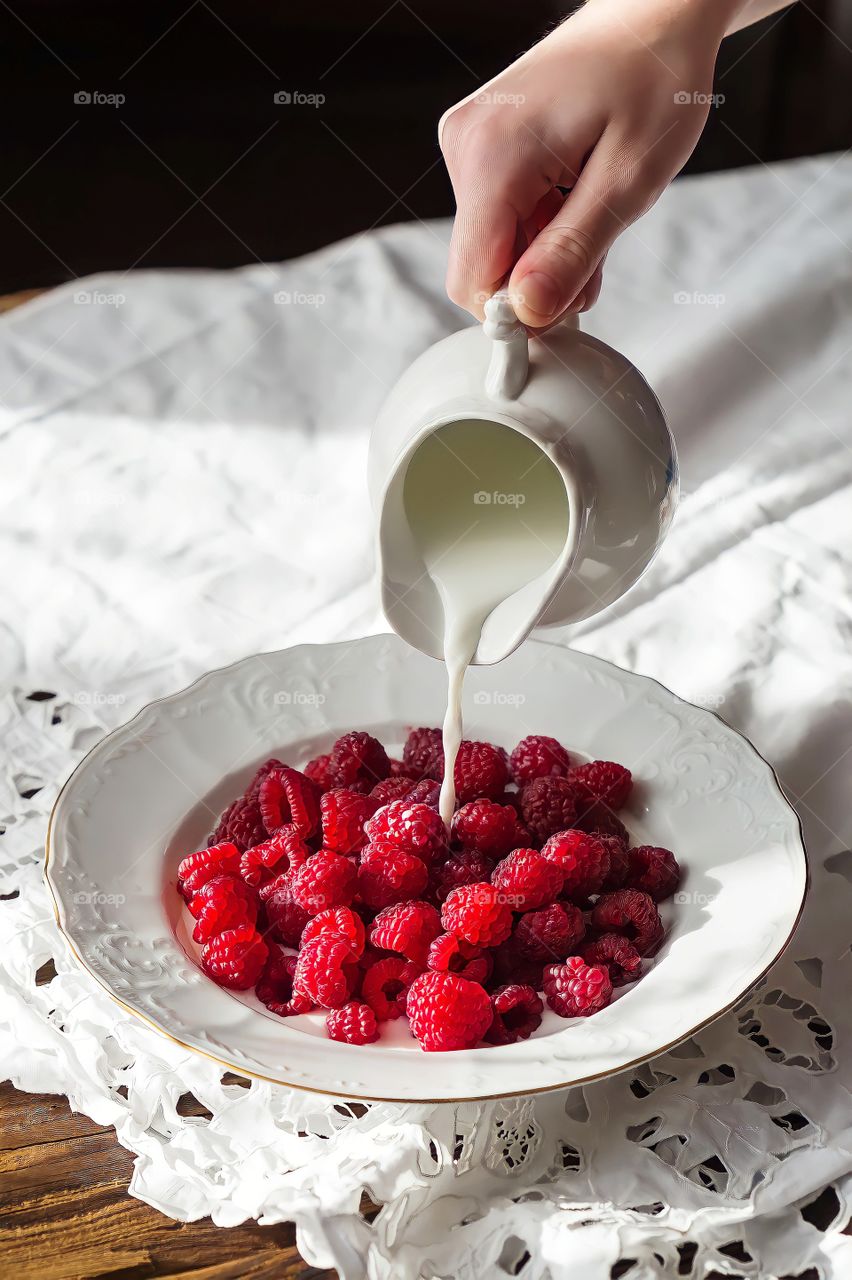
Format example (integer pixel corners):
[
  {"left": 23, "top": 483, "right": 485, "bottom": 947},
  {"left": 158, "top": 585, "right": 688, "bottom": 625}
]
[
  {"left": 444, "top": 136, "right": 553, "bottom": 319},
  {"left": 508, "top": 142, "right": 644, "bottom": 328},
  {"left": 579, "top": 256, "right": 605, "bottom": 312}
]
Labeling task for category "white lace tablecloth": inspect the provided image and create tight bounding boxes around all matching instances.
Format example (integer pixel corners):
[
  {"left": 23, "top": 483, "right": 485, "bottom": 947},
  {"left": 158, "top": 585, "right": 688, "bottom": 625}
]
[{"left": 3, "top": 153, "right": 852, "bottom": 1279}]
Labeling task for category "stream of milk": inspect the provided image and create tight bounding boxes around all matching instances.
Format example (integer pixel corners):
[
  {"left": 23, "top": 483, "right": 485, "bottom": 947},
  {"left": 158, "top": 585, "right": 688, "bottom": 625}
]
[{"left": 402, "top": 419, "right": 570, "bottom": 825}]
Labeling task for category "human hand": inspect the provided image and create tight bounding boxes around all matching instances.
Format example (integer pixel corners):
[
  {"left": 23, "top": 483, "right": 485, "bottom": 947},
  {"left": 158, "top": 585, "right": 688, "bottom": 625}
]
[{"left": 440, "top": 0, "right": 738, "bottom": 328}]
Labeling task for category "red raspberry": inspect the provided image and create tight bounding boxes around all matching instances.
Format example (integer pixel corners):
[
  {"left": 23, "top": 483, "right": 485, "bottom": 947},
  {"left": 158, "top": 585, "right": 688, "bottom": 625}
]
[
  {"left": 365, "top": 800, "right": 448, "bottom": 864},
  {"left": 210, "top": 795, "right": 267, "bottom": 852},
  {"left": 541, "top": 829, "right": 610, "bottom": 899},
  {"left": 491, "top": 848, "right": 564, "bottom": 911},
  {"left": 201, "top": 924, "right": 268, "bottom": 991},
  {"left": 361, "top": 955, "right": 420, "bottom": 1021},
  {"left": 177, "top": 842, "right": 240, "bottom": 899},
  {"left": 520, "top": 776, "right": 578, "bottom": 844},
  {"left": 575, "top": 801, "right": 631, "bottom": 845},
  {"left": 454, "top": 739, "right": 510, "bottom": 804},
  {"left": 290, "top": 850, "right": 357, "bottom": 915},
  {"left": 543, "top": 956, "right": 613, "bottom": 1017},
  {"left": 581, "top": 933, "right": 642, "bottom": 986},
  {"left": 357, "top": 845, "right": 428, "bottom": 910},
  {"left": 597, "top": 833, "right": 630, "bottom": 889},
  {"left": 188, "top": 874, "right": 257, "bottom": 943},
  {"left": 451, "top": 798, "right": 529, "bottom": 859},
  {"left": 301, "top": 905, "right": 366, "bottom": 958},
  {"left": 240, "top": 828, "right": 310, "bottom": 888},
  {"left": 370, "top": 776, "right": 441, "bottom": 808},
  {"left": 490, "top": 935, "right": 544, "bottom": 991},
  {"left": 514, "top": 901, "right": 585, "bottom": 963},
  {"left": 427, "top": 932, "right": 492, "bottom": 983},
  {"left": 258, "top": 766, "right": 321, "bottom": 838},
  {"left": 369, "top": 900, "right": 442, "bottom": 966},
  {"left": 429, "top": 847, "right": 495, "bottom": 904},
  {"left": 570, "top": 760, "right": 632, "bottom": 811},
  {"left": 326, "top": 1001, "right": 380, "bottom": 1045},
  {"left": 330, "top": 731, "right": 391, "bottom": 790},
  {"left": 303, "top": 753, "right": 335, "bottom": 792},
  {"left": 389, "top": 758, "right": 413, "bottom": 776},
  {"left": 320, "top": 788, "right": 377, "bottom": 854},
  {"left": 402, "top": 726, "right": 444, "bottom": 779},
  {"left": 294, "top": 933, "right": 359, "bottom": 1008},
  {"left": 509, "top": 735, "right": 572, "bottom": 786},
  {"left": 592, "top": 888, "right": 664, "bottom": 956},
  {"left": 256, "top": 947, "right": 313, "bottom": 1016},
  {"left": 259, "top": 873, "right": 311, "bottom": 946},
  {"left": 626, "top": 845, "right": 681, "bottom": 901},
  {"left": 406, "top": 970, "right": 493, "bottom": 1051},
  {"left": 209, "top": 757, "right": 285, "bottom": 849},
  {"left": 441, "top": 883, "right": 514, "bottom": 948},
  {"left": 485, "top": 983, "right": 544, "bottom": 1044}
]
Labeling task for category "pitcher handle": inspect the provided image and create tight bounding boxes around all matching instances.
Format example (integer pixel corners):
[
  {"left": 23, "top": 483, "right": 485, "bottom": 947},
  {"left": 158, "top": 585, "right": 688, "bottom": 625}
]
[{"left": 483, "top": 290, "right": 528, "bottom": 400}]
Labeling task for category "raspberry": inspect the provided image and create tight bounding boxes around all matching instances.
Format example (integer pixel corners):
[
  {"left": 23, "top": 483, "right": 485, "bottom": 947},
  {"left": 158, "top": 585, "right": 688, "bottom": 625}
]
[
  {"left": 520, "top": 776, "right": 578, "bottom": 844},
  {"left": 201, "top": 924, "right": 268, "bottom": 991},
  {"left": 490, "top": 935, "right": 544, "bottom": 991},
  {"left": 402, "top": 726, "right": 444, "bottom": 780},
  {"left": 301, "top": 905, "right": 366, "bottom": 958},
  {"left": 210, "top": 795, "right": 267, "bottom": 853},
  {"left": 303, "top": 753, "right": 335, "bottom": 792},
  {"left": 330, "top": 731, "right": 391, "bottom": 790},
  {"left": 256, "top": 947, "right": 313, "bottom": 1016},
  {"left": 543, "top": 956, "right": 613, "bottom": 1017},
  {"left": 626, "top": 845, "right": 681, "bottom": 901},
  {"left": 326, "top": 1001, "right": 380, "bottom": 1045},
  {"left": 485, "top": 983, "right": 544, "bottom": 1044},
  {"left": 592, "top": 888, "right": 664, "bottom": 956},
  {"left": 427, "top": 932, "right": 492, "bottom": 983},
  {"left": 320, "top": 788, "right": 377, "bottom": 854},
  {"left": 509, "top": 735, "right": 572, "bottom": 786},
  {"left": 441, "top": 883, "right": 514, "bottom": 948},
  {"left": 570, "top": 760, "right": 632, "bottom": 811},
  {"left": 597, "top": 833, "right": 630, "bottom": 889},
  {"left": 365, "top": 800, "right": 448, "bottom": 864},
  {"left": 240, "top": 828, "right": 310, "bottom": 888},
  {"left": 514, "top": 901, "right": 585, "bottom": 963},
  {"left": 290, "top": 850, "right": 357, "bottom": 915},
  {"left": 370, "top": 776, "right": 441, "bottom": 808},
  {"left": 491, "top": 848, "right": 564, "bottom": 911},
  {"left": 369, "top": 900, "right": 442, "bottom": 966},
  {"left": 406, "top": 970, "right": 493, "bottom": 1051},
  {"left": 177, "top": 842, "right": 240, "bottom": 899},
  {"left": 581, "top": 933, "right": 642, "bottom": 986},
  {"left": 451, "top": 798, "right": 529, "bottom": 859},
  {"left": 575, "top": 801, "right": 631, "bottom": 845},
  {"left": 541, "top": 829, "right": 610, "bottom": 899},
  {"left": 259, "top": 873, "right": 311, "bottom": 946},
  {"left": 188, "top": 874, "right": 257, "bottom": 943},
  {"left": 454, "top": 740, "right": 510, "bottom": 804},
  {"left": 357, "top": 845, "right": 428, "bottom": 910},
  {"left": 209, "top": 758, "right": 284, "bottom": 850},
  {"left": 294, "top": 933, "right": 359, "bottom": 1008},
  {"left": 429, "top": 847, "right": 495, "bottom": 904},
  {"left": 258, "top": 766, "right": 321, "bottom": 838},
  {"left": 361, "top": 956, "right": 420, "bottom": 1021}
]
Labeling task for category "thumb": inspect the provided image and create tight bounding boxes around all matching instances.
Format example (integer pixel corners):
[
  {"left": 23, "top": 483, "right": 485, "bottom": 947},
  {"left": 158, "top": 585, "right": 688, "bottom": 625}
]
[{"left": 508, "top": 146, "right": 640, "bottom": 327}]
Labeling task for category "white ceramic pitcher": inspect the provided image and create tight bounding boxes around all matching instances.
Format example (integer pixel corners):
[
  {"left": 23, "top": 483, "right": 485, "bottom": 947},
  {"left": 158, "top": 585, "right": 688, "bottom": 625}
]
[{"left": 368, "top": 293, "right": 678, "bottom": 665}]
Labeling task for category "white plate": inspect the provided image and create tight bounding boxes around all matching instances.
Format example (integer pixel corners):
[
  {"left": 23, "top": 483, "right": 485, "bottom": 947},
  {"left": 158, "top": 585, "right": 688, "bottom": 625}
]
[{"left": 45, "top": 633, "right": 807, "bottom": 1102}]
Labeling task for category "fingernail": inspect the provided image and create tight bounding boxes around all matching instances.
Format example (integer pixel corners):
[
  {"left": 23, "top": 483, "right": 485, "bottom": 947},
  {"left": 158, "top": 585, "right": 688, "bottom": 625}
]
[{"left": 516, "top": 271, "right": 562, "bottom": 319}]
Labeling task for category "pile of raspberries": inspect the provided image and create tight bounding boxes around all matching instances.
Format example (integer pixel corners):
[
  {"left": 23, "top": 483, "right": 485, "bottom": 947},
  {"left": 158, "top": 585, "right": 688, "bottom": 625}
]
[{"left": 176, "top": 728, "right": 681, "bottom": 1052}]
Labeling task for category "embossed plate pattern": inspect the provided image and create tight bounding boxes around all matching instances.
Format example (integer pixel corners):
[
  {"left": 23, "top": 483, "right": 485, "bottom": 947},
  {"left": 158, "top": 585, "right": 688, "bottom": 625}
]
[{"left": 45, "top": 634, "right": 807, "bottom": 1101}]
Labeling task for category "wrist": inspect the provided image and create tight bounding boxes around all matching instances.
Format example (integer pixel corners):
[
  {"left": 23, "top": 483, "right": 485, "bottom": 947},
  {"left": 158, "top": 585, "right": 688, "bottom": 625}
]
[{"left": 579, "top": 0, "right": 744, "bottom": 47}]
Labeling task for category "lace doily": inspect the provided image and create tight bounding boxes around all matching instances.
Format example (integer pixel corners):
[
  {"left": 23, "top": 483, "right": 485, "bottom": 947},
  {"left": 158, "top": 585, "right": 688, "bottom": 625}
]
[{"left": 2, "top": 686, "right": 851, "bottom": 1280}]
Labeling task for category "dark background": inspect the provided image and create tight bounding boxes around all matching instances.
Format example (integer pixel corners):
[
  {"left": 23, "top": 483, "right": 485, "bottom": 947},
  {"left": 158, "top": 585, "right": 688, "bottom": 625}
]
[{"left": 0, "top": 0, "right": 850, "bottom": 293}]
